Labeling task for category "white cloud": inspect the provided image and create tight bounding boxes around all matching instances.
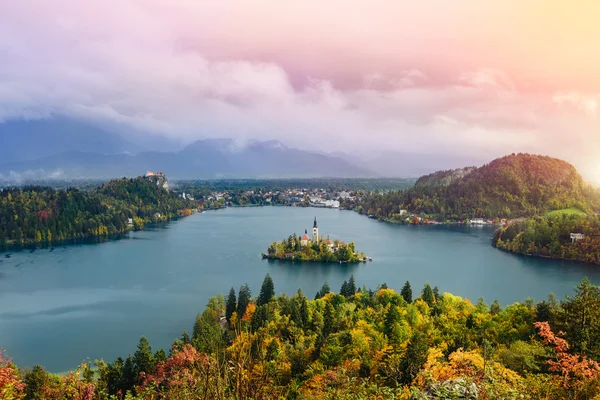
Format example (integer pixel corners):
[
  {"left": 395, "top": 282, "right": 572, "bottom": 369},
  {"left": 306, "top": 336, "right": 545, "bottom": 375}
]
[
  {"left": 553, "top": 91, "right": 599, "bottom": 118},
  {"left": 0, "top": 0, "right": 599, "bottom": 181}
]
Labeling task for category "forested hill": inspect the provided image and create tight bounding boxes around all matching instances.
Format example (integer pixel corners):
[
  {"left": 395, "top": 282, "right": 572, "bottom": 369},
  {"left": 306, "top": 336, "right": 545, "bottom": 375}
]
[
  {"left": 0, "top": 176, "right": 195, "bottom": 246},
  {"left": 357, "top": 153, "right": 597, "bottom": 220}
]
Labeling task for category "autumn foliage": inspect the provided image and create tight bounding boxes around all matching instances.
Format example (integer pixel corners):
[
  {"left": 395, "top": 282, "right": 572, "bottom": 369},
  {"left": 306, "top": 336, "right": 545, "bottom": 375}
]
[
  {"left": 535, "top": 321, "right": 600, "bottom": 396},
  {"left": 0, "top": 349, "right": 25, "bottom": 400},
  {"left": 8, "top": 277, "right": 600, "bottom": 399}
]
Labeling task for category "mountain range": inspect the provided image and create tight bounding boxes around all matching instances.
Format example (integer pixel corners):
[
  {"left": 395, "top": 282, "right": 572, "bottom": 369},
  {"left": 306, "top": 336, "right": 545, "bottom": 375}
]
[{"left": 0, "top": 117, "right": 485, "bottom": 181}]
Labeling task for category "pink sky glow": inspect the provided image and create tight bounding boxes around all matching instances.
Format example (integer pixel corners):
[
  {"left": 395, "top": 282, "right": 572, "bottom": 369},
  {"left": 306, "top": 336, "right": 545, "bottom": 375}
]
[{"left": 1, "top": 0, "right": 600, "bottom": 180}]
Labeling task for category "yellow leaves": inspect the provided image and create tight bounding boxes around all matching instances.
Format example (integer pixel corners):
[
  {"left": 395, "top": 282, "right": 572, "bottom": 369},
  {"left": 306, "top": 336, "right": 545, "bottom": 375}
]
[
  {"left": 414, "top": 347, "right": 525, "bottom": 397},
  {"left": 423, "top": 347, "right": 444, "bottom": 372},
  {"left": 376, "top": 288, "right": 396, "bottom": 298},
  {"left": 241, "top": 303, "right": 256, "bottom": 323}
]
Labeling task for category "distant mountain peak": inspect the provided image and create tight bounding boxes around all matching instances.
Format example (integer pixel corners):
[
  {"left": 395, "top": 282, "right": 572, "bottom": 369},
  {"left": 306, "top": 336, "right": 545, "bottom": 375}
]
[{"left": 0, "top": 136, "right": 374, "bottom": 180}]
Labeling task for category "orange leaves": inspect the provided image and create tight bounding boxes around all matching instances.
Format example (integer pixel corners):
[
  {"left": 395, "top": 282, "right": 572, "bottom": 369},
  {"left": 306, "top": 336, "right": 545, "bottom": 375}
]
[
  {"left": 535, "top": 321, "right": 569, "bottom": 352},
  {"left": 241, "top": 303, "right": 256, "bottom": 323},
  {"left": 139, "top": 344, "right": 222, "bottom": 399},
  {"left": 535, "top": 321, "right": 600, "bottom": 392},
  {"left": 299, "top": 359, "right": 361, "bottom": 399},
  {"left": 0, "top": 349, "right": 25, "bottom": 400}
]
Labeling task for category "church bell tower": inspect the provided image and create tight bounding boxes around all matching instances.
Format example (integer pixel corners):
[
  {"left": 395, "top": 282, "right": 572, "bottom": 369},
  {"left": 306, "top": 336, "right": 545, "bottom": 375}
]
[{"left": 312, "top": 217, "right": 319, "bottom": 243}]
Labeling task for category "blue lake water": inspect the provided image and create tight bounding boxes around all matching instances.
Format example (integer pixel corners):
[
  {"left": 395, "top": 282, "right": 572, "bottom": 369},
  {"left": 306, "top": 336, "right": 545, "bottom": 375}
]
[{"left": 1, "top": 206, "right": 600, "bottom": 372}]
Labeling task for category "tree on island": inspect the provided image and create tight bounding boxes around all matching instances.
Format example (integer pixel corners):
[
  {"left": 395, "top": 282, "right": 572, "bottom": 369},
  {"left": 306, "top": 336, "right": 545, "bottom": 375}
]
[
  {"left": 263, "top": 236, "right": 364, "bottom": 263},
  {"left": 257, "top": 274, "right": 275, "bottom": 306},
  {"left": 401, "top": 280, "right": 413, "bottom": 303}
]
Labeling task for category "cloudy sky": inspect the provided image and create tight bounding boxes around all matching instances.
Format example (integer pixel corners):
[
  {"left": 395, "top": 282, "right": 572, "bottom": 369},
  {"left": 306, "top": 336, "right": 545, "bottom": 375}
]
[{"left": 1, "top": 1, "right": 600, "bottom": 180}]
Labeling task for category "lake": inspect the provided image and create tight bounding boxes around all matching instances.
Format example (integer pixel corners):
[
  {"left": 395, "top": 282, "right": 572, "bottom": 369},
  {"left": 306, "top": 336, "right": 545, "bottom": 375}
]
[{"left": 2, "top": 206, "right": 600, "bottom": 372}]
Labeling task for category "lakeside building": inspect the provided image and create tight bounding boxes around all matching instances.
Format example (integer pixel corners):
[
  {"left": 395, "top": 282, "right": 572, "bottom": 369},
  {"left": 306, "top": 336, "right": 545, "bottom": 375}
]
[{"left": 571, "top": 233, "right": 585, "bottom": 243}]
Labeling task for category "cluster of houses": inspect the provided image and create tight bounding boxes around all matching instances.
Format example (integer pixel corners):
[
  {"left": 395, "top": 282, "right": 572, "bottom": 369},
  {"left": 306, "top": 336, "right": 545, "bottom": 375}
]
[
  {"left": 309, "top": 196, "right": 340, "bottom": 208},
  {"left": 398, "top": 213, "right": 508, "bottom": 226},
  {"left": 201, "top": 187, "right": 356, "bottom": 206},
  {"left": 469, "top": 218, "right": 508, "bottom": 225}
]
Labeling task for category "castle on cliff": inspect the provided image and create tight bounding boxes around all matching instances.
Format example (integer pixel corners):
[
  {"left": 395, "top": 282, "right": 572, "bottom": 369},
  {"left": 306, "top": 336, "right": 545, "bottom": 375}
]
[{"left": 145, "top": 171, "right": 169, "bottom": 190}]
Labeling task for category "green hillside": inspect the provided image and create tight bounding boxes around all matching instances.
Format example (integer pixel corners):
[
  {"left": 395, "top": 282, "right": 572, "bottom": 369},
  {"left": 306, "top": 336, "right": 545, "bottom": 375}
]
[
  {"left": 357, "top": 153, "right": 598, "bottom": 221},
  {"left": 0, "top": 176, "right": 195, "bottom": 246}
]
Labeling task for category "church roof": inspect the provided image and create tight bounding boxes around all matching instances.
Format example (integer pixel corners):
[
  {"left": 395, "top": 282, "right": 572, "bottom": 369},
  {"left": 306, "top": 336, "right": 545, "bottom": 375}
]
[{"left": 301, "top": 233, "right": 310, "bottom": 241}]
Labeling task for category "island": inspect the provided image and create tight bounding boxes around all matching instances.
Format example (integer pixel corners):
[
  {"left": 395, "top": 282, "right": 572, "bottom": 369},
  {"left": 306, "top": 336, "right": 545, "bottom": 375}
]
[{"left": 262, "top": 217, "right": 368, "bottom": 263}]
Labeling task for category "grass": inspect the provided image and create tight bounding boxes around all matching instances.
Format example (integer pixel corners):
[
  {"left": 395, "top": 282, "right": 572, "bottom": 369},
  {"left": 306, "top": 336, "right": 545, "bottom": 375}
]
[{"left": 544, "top": 207, "right": 586, "bottom": 218}]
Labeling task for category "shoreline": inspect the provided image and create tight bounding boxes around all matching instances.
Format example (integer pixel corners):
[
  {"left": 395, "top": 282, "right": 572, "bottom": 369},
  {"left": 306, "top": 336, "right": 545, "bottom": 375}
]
[
  {"left": 261, "top": 254, "right": 367, "bottom": 264},
  {"left": 0, "top": 214, "right": 193, "bottom": 254}
]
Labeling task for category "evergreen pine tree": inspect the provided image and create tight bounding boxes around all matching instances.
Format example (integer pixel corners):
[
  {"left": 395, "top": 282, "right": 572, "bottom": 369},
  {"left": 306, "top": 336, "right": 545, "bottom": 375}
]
[
  {"left": 266, "top": 338, "right": 280, "bottom": 361},
  {"left": 226, "top": 287, "right": 237, "bottom": 323},
  {"left": 181, "top": 330, "right": 191, "bottom": 344},
  {"left": 257, "top": 274, "right": 275, "bottom": 306},
  {"left": 421, "top": 283, "right": 435, "bottom": 307},
  {"left": 348, "top": 275, "right": 356, "bottom": 296},
  {"left": 323, "top": 301, "right": 335, "bottom": 336},
  {"left": 24, "top": 365, "right": 50, "bottom": 400},
  {"left": 384, "top": 304, "right": 401, "bottom": 337},
  {"left": 251, "top": 305, "right": 269, "bottom": 331},
  {"left": 133, "top": 336, "right": 154, "bottom": 383},
  {"left": 340, "top": 280, "right": 349, "bottom": 297},
  {"left": 315, "top": 281, "right": 331, "bottom": 299},
  {"left": 561, "top": 277, "right": 600, "bottom": 356},
  {"left": 121, "top": 356, "right": 136, "bottom": 393},
  {"left": 237, "top": 283, "right": 252, "bottom": 320},
  {"left": 401, "top": 281, "right": 412, "bottom": 303},
  {"left": 433, "top": 286, "right": 440, "bottom": 302},
  {"left": 297, "top": 289, "right": 309, "bottom": 328},
  {"left": 399, "top": 331, "right": 429, "bottom": 384},
  {"left": 153, "top": 349, "right": 167, "bottom": 365},
  {"left": 490, "top": 299, "right": 501, "bottom": 315}
]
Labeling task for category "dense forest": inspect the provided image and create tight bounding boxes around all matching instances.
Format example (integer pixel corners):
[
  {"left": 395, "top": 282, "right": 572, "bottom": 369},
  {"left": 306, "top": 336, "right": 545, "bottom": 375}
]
[
  {"left": 355, "top": 154, "right": 598, "bottom": 221},
  {"left": 0, "top": 176, "right": 196, "bottom": 246},
  {"left": 4, "top": 276, "right": 600, "bottom": 399},
  {"left": 493, "top": 212, "right": 600, "bottom": 265},
  {"left": 263, "top": 235, "right": 365, "bottom": 262}
]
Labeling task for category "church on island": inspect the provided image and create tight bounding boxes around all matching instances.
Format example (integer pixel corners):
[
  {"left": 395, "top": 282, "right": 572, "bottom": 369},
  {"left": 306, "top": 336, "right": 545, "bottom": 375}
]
[
  {"left": 299, "top": 217, "right": 347, "bottom": 253},
  {"left": 301, "top": 217, "right": 320, "bottom": 246},
  {"left": 262, "top": 216, "right": 367, "bottom": 263}
]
